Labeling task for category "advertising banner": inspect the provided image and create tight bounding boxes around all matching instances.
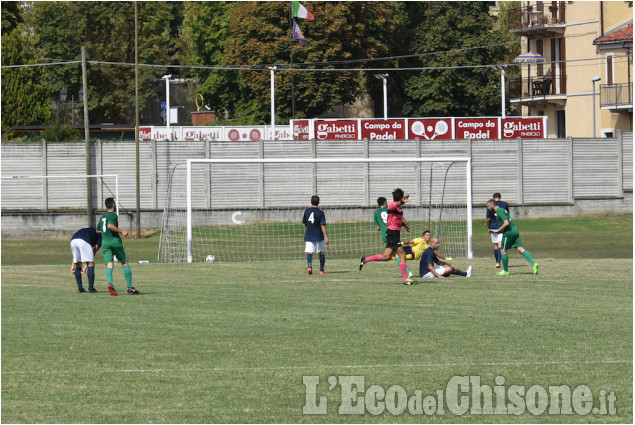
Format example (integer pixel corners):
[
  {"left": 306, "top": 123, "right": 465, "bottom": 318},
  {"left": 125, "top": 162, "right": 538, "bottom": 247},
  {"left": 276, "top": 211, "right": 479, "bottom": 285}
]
[
  {"left": 408, "top": 119, "right": 453, "bottom": 140},
  {"left": 314, "top": 120, "right": 359, "bottom": 140},
  {"left": 501, "top": 117, "right": 547, "bottom": 139},
  {"left": 291, "top": 120, "right": 311, "bottom": 140},
  {"left": 361, "top": 119, "right": 407, "bottom": 140},
  {"left": 139, "top": 127, "right": 152, "bottom": 141},
  {"left": 223, "top": 126, "right": 265, "bottom": 142},
  {"left": 182, "top": 126, "right": 222, "bottom": 141},
  {"left": 149, "top": 126, "right": 182, "bottom": 141},
  {"left": 454, "top": 118, "right": 499, "bottom": 140},
  {"left": 266, "top": 126, "right": 293, "bottom": 141}
]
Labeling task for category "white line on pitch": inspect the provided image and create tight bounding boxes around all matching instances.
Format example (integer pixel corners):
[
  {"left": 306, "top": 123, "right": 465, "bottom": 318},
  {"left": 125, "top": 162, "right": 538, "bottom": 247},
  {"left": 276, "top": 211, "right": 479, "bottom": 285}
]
[{"left": 3, "top": 359, "right": 631, "bottom": 376}]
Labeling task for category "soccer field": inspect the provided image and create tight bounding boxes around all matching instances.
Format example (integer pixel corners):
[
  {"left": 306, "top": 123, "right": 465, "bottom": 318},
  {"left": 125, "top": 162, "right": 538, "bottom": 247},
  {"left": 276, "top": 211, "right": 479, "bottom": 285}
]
[{"left": 1, "top": 217, "right": 633, "bottom": 423}]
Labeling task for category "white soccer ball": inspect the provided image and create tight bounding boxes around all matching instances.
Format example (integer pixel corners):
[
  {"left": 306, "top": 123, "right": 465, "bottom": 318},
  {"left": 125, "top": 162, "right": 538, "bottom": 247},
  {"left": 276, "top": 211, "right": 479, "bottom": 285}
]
[{"left": 205, "top": 254, "right": 215, "bottom": 263}]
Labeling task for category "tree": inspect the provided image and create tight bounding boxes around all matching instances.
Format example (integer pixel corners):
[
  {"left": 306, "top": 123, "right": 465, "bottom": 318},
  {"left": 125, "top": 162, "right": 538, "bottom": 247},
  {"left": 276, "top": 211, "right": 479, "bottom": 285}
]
[
  {"left": 398, "top": 2, "right": 517, "bottom": 117},
  {"left": 186, "top": 1, "right": 405, "bottom": 123},
  {"left": 1, "top": 22, "right": 52, "bottom": 133},
  {"left": 31, "top": 1, "right": 185, "bottom": 124}
]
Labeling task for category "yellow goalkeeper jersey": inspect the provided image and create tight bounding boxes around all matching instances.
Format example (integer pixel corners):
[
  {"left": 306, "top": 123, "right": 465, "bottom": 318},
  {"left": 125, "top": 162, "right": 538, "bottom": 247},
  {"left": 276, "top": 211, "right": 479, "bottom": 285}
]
[{"left": 408, "top": 238, "right": 429, "bottom": 260}]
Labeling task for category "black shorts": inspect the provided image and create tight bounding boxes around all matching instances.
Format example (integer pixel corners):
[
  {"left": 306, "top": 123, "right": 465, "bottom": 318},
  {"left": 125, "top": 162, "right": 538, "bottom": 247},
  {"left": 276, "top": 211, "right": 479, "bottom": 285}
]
[{"left": 385, "top": 230, "right": 403, "bottom": 251}]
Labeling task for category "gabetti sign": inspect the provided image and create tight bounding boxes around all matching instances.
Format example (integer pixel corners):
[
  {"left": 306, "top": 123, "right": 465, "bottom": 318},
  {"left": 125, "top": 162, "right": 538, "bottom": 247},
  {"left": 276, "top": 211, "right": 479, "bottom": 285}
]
[
  {"left": 141, "top": 117, "right": 547, "bottom": 141},
  {"left": 315, "top": 120, "right": 359, "bottom": 140},
  {"left": 501, "top": 117, "right": 545, "bottom": 139}
]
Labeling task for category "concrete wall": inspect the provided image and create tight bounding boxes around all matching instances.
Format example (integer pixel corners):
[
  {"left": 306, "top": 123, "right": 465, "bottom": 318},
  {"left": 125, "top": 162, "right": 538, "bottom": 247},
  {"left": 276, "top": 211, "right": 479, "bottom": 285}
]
[{"left": 2, "top": 133, "right": 632, "bottom": 239}]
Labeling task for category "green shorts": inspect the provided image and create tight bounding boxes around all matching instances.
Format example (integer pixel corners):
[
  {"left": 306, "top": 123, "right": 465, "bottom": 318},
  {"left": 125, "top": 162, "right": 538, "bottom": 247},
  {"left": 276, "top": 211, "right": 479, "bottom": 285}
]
[
  {"left": 501, "top": 232, "right": 522, "bottom": 250},
  {"left": 102, "top": 245, "right": 127, "bottom": 264}
]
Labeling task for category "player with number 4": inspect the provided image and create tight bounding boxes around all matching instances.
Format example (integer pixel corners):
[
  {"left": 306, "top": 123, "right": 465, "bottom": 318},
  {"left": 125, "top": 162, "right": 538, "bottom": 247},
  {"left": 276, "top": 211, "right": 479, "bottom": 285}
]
[
  {"left": 99, "top": 197, "right": 139, "bottom": 295},
  {"left": 302, "top": 195, "right": 329, "bottom": 275}
]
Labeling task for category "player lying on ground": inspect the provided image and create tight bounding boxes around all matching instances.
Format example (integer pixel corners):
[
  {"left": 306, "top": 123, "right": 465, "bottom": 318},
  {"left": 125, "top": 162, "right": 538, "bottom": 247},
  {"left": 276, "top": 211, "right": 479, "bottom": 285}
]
[{"left": 420, "top": 237, "right": 472, "bottom": 278}]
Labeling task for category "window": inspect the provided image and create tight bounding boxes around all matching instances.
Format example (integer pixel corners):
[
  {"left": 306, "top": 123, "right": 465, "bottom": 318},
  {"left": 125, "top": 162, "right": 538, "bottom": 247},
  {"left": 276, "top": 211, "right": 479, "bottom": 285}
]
[
  {"left": 556, "top": 110, "right": 566, "bottom": 138},
  {"left": 606, "top": 54, "right": 614, "bottom": 85}
]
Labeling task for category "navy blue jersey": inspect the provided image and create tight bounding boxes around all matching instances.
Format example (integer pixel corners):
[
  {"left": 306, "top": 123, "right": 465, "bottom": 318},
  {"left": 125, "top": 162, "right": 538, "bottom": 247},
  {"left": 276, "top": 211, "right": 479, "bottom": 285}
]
[
  {"left": 71, "top": 227, "right": 102, "bottom": 248},
  {"left": 486, "top": 200, "right": 509, "bottom": 229},
  {"left": 302, "top": 207, "right": 326, "bottom": 242},
  {"left": 421, "top": 247, "right": 439, "bottom": 268}
]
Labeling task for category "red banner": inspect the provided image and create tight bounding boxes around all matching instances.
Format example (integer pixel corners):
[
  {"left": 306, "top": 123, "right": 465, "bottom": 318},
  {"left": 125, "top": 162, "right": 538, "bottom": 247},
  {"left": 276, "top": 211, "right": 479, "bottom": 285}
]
[
  {"left": 501, "top": 117, "right": 546, "bottom": 139},
  {"left": 361, "top": 119, "right": 407, "bottom": 140},
  {"left": 314, "top": 120, "right": 358, "bottom": 140},
  {"left": 408, "top": 119, "right": 453, "bottom": 140},
  {"left": 455, "top": 118, "right": 499, "bottom": 140},
  {"left": 292, "top": 120, "right": 310, "bottom": 140}
]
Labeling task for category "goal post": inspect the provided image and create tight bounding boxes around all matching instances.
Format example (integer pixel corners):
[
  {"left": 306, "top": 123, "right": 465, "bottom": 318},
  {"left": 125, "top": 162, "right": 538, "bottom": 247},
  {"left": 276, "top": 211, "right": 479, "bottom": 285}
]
[{"left": 158, "top": 157, "right": 472, "bottom": 263}]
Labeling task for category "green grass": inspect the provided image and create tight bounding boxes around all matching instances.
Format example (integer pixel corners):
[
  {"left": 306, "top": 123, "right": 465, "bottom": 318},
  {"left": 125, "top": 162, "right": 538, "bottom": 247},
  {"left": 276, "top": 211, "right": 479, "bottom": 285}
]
[{"left": 1, "top": 216, "right": 633, "bottom": 423}]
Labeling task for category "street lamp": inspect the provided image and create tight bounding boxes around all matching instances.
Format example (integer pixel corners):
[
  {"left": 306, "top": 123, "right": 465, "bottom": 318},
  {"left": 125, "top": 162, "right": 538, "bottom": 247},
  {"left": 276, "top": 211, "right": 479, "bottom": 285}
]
[
  {"left": 491, "top": 65, "right": 506, "bottom": 119},
  {"left": 162, "top": 74, "right": 172, "bottom": 136},
  {"left": 591, "top": 76, "right": 601, "bottom": 138},
  {"left": 374, "top": 73, "right": 389, "bottom": 119},
  {"left": 269, "top": 66, "right": 277, "bottom": 139}
]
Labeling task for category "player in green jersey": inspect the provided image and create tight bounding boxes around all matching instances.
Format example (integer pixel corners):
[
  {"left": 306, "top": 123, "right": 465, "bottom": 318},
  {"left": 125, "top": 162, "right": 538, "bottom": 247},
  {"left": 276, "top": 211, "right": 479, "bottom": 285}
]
[
  {"left": 373, "top": 197, "right": 389, "bottom": 244},
  {"left": 487, "top": 199, "right": 538, "bottom": 276},
  {"left": 99, "top": 197, "right": 139, "bottom": 295}
]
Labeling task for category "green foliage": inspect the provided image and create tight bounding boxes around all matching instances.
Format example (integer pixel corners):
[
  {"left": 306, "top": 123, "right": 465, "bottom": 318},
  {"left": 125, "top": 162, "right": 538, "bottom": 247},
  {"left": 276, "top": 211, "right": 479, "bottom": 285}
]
[
  {"left": 399, "top": 2, "right": 518, "bottom": 117},
  {"left": 40, "top": 123, "right": 82, "bottom": 142},
  {"left": 186, "top": 1, "right": 405, "bottom": 123},
  {"left": 1, "top": 23, "right": 52, "bottom": 133},
  {"left": 1, "top": 1, "right": 23, "bottom": 35},
  {"left": 30, "top": 1, "right": 185, "bottom": 124}
]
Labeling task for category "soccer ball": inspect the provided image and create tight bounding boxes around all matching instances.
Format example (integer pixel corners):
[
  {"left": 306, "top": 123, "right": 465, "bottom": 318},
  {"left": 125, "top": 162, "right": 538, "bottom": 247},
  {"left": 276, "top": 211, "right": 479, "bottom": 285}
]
[{"left": 205, "top": 254, "right": 215, "bottom": 263}]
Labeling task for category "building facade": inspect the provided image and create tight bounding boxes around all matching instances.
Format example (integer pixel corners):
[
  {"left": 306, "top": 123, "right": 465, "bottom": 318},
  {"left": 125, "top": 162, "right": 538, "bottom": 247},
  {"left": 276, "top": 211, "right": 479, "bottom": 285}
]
[{"left": 508, "top": 1, "right": 632, "bottom": 138}]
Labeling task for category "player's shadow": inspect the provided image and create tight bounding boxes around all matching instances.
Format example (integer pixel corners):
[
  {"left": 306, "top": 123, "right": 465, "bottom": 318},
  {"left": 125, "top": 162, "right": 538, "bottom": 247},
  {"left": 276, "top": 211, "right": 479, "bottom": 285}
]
[{"left": 325, "top": 270, "right": 351, "bottom": 274}]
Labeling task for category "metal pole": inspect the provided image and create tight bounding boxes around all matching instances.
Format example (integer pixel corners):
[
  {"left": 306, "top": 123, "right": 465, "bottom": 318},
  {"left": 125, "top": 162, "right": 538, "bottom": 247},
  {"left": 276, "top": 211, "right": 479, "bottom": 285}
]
[
  {"left": 135, "top": 1, "right": 141, "bottom": 238},
  {"left": 81, "top": 46, "right": 92, "bottom": 227},
  {"left": 501, "top": 68, "right": 506, "bottom": 119},
  {"left": 166, "top": 76, "right": 171, "bottom": 138},
  {"left": 270, "top": 66, "right": 276, "bottom": 138},
  {"left": 382, "top": 76, "right": 388, "bottom": 119},
  {"left": 592, "top": 81, "right": 596, "bottom": 138}
]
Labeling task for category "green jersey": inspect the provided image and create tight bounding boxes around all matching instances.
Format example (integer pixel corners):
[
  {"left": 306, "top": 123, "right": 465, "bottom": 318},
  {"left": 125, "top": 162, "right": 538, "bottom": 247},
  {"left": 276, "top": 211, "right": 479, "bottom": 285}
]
[
  {"left": 374, "top": 207, "right": 388, "bottom": 243},
  {"left": 99, "top": 211, "right": 123, "bottom": 248},
  {"left": 495, "top": 207, "right": 518, "bottom": 235}
]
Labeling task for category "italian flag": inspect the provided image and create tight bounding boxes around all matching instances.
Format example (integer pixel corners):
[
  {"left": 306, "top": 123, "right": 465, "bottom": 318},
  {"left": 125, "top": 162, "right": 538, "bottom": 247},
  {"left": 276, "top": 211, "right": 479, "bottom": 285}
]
[{"left": 292, "top": 1, "right": 314, "bottom": 20}]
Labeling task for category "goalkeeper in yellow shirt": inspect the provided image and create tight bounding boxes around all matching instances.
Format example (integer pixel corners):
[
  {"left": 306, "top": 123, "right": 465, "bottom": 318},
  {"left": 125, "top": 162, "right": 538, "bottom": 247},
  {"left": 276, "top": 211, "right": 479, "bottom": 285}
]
[{"left": 397, "top": 230, "right": 453, "bottom": 273}]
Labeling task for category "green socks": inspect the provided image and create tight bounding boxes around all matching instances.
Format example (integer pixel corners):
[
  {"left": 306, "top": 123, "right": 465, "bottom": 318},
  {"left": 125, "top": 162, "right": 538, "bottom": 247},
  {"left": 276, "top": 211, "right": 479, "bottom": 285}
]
[
  {"left": 522, "top": 250, "right": 535, "bottom": 266},
  {"left": 123, "top": 265, "right": 133, "bottom": 288},
  {"left": 106, "top": 266, "right": 132, "bottom": 288},
  {"left": 501, "top": 254, "right": 509, "bottom": 272}
]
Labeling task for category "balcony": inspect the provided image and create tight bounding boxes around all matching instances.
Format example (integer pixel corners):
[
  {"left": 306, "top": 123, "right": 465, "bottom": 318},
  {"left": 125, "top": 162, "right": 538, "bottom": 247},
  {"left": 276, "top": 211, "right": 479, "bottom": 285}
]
[
  {"left": 508, "top": 2, "right": 566, "bottom": 37},
  {"left": 509, "top": 75, "right": 567, "bottom": 106},
  {"left": 600, "top": 83, "right": 633, "bottom": 112}
]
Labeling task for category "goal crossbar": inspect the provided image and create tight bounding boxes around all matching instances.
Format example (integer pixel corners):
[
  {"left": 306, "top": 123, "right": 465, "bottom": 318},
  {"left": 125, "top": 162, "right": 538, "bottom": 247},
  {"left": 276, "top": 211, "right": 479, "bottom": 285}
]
[{"left": 185, "top": 157, "right": 472, "bottom": 263}]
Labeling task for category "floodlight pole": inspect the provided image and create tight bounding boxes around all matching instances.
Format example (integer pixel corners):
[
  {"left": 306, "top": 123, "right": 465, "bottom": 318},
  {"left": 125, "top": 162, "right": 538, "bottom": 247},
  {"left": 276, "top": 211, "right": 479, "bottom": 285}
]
[
  {"left": 269, "top": 66, "right": 278, "bottom": 140},
  {"left": 269, "top": 66, "right": 277, "bottom": 139},
  {"left": 501, "top": 68, "right": 506, "bottom": 119},
  {"left": 591, "top": 76, "right": 601, "bottom": 137},
  {"left": 163, "top": 75, "right": 172, "bottom": 138}
]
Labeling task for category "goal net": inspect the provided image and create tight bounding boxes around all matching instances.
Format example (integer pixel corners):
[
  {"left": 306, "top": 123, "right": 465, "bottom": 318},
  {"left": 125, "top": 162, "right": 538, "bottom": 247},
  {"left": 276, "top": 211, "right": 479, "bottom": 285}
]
[{"left": 158, "top": 157, "right": 472, "bottom": 263}]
